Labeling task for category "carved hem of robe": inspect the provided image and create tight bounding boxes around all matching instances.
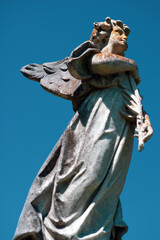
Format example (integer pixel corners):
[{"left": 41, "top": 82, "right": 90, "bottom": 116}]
[{"left": 13, "top": 80, "right": 136, "bottom": 240}]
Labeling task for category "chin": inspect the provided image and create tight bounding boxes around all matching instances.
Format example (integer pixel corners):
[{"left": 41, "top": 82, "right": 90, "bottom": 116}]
[
  {"left": 119, "top": 52, "right": 125, "bottom": 56},
  {"left": 121, "top": 45, "right": 128, "bottom": 55},
  {"left": 124, "top": 43, "right": 128, "bottom": 51}
]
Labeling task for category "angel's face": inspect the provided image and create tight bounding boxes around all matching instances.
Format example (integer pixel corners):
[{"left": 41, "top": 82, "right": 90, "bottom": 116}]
[{"left": 108, "top": 26, "right": 128, "bottom": 55}]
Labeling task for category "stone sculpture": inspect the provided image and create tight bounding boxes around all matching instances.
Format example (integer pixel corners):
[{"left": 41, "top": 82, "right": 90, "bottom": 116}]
[{"left": 13, "top": 17, "right": 153, "bottom": 240}]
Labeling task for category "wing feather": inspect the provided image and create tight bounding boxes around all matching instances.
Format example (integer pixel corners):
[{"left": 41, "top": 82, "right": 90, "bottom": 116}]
[{"left": 21, "top": 63, "right": 46, "bottom": 82}]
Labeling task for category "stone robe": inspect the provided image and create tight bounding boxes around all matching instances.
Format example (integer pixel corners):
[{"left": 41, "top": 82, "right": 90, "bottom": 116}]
[{"left": 13, "top": 43, "right": 140, "bottom": 240}]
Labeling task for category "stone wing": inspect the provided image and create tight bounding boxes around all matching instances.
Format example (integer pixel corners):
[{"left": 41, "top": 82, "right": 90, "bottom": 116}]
[
  {"left": 21, "top": 41, "right": 99, "bottom": 101},
  {"left": 21, "top": 58, "right": 81, "bottom": 101},
  {"left": 41, "top": 58, "right": 81, "bottom": 100}
]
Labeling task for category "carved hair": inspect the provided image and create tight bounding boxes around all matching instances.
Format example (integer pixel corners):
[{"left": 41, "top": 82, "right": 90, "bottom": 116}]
[{"left": 90, "top": 17, "right": 130, "bottom": 47}]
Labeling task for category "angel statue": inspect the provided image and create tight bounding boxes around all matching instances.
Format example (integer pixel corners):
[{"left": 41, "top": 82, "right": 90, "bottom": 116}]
[{"left": 13, "top": 17, "right": 153, "bottom": 240}]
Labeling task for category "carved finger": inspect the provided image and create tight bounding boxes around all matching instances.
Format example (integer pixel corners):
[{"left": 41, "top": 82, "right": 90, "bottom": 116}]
[
  {"left": 143, "top": 126, "right": 153, "bottom": 143},
  {"left": 134, "top": 134, "right": 138, "bottom": 138}
]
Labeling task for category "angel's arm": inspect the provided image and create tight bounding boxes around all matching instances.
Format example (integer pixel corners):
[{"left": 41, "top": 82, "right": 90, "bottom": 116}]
[{"left": 89, "top": 52, "right": 140, "bottom": 81}]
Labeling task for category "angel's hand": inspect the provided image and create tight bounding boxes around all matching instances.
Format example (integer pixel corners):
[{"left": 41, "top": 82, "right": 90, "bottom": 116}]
[
  {"left": 144, "top": 124, "right": 153, "bottom": 143},
  {"left": 143, "top": 112, "right": 153, "bottom": 143},
  {"left": 135, "top": 122, "right": 153, "bottom": 141},
  {"left": 138, "top": 123, "right": 153, "bottom": 143}
]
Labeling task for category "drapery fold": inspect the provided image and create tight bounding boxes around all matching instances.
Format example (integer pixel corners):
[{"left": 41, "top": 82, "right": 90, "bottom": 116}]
[{"left": 14, "top": 42, "right": 140, "bottom": 240}]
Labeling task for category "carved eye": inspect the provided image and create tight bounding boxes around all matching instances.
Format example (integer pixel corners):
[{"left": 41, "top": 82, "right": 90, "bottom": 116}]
[{"left": 115, "top": 28, "right": 123, "bottom": 35}]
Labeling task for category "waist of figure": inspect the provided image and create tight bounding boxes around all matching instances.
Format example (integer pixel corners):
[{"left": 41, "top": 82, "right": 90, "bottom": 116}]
[{"left": 88, "top": 74, "right": 124, "bottom": 89}]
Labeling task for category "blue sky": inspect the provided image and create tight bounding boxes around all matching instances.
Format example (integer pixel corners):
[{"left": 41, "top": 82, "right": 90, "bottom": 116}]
[{"left": 1, "top": 0, "right": 160, "bottom": 239}]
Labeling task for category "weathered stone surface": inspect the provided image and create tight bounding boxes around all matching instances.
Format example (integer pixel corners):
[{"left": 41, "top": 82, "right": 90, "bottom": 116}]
[{"left": 14, "top": 17, "right": 153, "bottom": 240}]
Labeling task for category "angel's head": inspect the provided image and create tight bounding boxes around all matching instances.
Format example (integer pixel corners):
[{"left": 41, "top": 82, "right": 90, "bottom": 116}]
[{"left": 90, "top": 17, "right": 130, "bottom": 56}]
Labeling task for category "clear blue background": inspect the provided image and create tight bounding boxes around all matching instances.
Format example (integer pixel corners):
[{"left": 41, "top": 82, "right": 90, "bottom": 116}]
[{"left": 1, "top": 0, "right": 159, "bottom": 239}]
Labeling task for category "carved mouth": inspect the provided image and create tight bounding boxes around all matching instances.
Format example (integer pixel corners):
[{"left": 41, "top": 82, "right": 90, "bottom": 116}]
[
  {"left": 124, "top": 42, "right": 128, "bottom": 50},
  {"left": 122, "top": 40, "right": 128, "bottom": 48},
  {"left": 121, "top": 39, "right": 127, "bottom": 44}
]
